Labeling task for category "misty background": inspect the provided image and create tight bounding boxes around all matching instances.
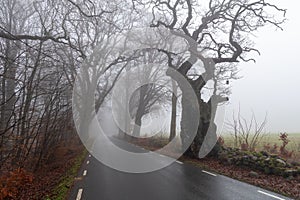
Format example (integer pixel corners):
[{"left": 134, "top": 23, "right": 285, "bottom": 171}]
[
  {"left": 114, "top": 0, "right": 300, "bottom": 136},
  {"left": 226, "top": 0, "right": 300, "bottom": 133}
]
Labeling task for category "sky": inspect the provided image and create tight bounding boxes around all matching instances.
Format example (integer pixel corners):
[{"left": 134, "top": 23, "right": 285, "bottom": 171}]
[
  {"left": 225, "top": 0, "right": 300, "bottom": 133},
  {"left": 100, "top": 0, "right": 300, "bottom": 136}
]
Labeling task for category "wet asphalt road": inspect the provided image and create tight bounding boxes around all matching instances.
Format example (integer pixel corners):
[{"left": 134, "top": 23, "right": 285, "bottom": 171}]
[{"left": 69, "top": 139, "right": 293, "bottom": 200}]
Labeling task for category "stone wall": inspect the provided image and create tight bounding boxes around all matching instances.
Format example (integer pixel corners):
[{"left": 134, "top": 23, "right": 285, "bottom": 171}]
[{"left": 218, "top": 147, "right": 300, "bottom": 178}]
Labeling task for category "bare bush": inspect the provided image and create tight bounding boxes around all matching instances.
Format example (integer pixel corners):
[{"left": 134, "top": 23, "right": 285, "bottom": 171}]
[{"left": 226, "top": 109, "right": 268, "bottom": 151}]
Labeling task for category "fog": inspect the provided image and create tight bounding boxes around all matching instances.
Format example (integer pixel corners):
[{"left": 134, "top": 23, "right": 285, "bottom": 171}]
[
  {"left": 97, "top": 0, "right": 300, "bottom": 136},
  {"left": 134, "top": 0, "right": 300, "bottom": 135},
  {"left": 226, "top": 0, "right": 300, "bottom": 133}
]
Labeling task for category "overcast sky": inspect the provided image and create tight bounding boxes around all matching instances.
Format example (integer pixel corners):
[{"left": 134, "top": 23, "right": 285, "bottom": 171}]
[
  {"left": 106, "top": 0, "right": 300, "bottom": 136},
  {"left": 226, "top": 0, "right": 300, "bottom": 133}
]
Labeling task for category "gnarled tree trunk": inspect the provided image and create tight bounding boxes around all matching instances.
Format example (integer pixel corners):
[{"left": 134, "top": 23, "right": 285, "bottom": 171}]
[{"left": 167, "top": 59, "right": 223, "bottom": 158}]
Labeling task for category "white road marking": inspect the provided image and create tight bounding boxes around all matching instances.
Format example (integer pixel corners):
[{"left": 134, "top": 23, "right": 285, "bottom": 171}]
[
  {"left": 88, "top": 154, "right": 91, "bottom": 157},
  {"left": 176, "top": 160, "right": 183, "bottom": 164},
  {"left": 83, "top": 170, "right": 87, "bottom": 176},
  {"left": 258, "top": 190, "right": 286, "bottom": 200},
  {"left": 86, "top": 160, "right": 89, "bottom": 164},
  {"left": 159, "top": 154, "right": 165, "bottom": 157},
  {"left": 76, "top": 188, "right": 83, "bottom": 200},
  {"left": 202, "top": 170, "right": 217, "bottom": 177}
]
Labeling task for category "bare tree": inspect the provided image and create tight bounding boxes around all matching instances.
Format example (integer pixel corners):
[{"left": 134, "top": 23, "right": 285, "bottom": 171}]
[
  {"left": 0, "top": 0, "right": 138, "bottom": 170},
  {"left": 0, "top": 0, "right": 287, "bottom": 170},
  {"left": 147, "top": 0, "right": 286, "bottom": 157}
]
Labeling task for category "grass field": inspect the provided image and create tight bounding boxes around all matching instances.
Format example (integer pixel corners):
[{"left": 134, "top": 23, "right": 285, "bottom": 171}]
[{"left": 221, "top": 133, "right": 300, "bottom": 161}]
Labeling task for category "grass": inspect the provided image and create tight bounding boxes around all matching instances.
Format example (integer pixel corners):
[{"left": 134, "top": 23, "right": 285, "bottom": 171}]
[
  {"left": 137, "top": 131, "right": 300, "bottom": 153},
  {"left": 47, "top": 148, "right": 87, "bottom": 200},
  {"left": 221, "top": 133, "right": 300, "bottom": 151},
  {"left": 221, "top": 133, "right": 300, "bottom": 162}
]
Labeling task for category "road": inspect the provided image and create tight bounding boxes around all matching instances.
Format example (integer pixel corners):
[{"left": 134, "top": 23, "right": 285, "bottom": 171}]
[{"left": 69, "top": 139, "right": 293, "bottom": 200}]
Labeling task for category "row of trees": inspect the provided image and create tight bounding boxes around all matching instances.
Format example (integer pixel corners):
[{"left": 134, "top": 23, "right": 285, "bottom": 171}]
[
  {"left": 0, "top": 0, "right": 286, "bottom": 171},
  {"left": 0, "top": 0, "right": 134, "bottom": 170}
]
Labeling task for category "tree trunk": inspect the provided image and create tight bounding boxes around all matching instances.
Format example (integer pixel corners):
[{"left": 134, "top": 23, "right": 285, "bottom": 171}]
[
  {"left": 132, "top": 111, "right": 142, "bottom": 137},
  {"left": 166, "top": 61, "right": 221, "bottom": 158},
  {"left": 169, "top": 80, "right": 177, "bottom": 142},
  {"left": 179, "top": 89, "right": 201, "bottom": 158},
  {"left": 0, "top": 40, "right": 19, "bottom": 132},
  {"left": 132, "top": 84, "right": 147, "bottom": 137}
]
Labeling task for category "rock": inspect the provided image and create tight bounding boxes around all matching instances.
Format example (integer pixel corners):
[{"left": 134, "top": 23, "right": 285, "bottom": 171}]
[
  {"left": 250, "top": 156, "right": 258, "bottom": 161},
  {"left": 260, "top": 151, "right": 269, "bottom": 157},
  {"left": 270, "top": 154, "right": 279, "bottom": 158},
  {"left": 286, "top": 163, "right": 292, "bottom": 168},
  {"left": 265, "top": 157, "right": 270, "bottom": 162},
  {"left": 242, "top": 155, "right": 249, "bottom": 160},
  {"left": 243, "top": 160, "right": 249, "bottom": 165},
  {"left": 256, "top": 160, "right": 264, "bottom": 169},
  {"left": 284, "top": 169, "right": 298, "bottom": 177},
  {"left": 217, "top": 147, "right": 298, "bottom": 178},
  {"left": 276, "top": 159, "right": 286, "bottom": 167},
  {"left": 218, "top": 152, "right": 227, "bottom": 160},
  {"left": 264, "top": 167, "right": 271, "bottom": 174},
  {"left": 291, "top": 161, "right": 300, "bottom": 166},
  {"left": 226, "top": 158, "right": 233, "bottom": 165},
  {"left": 273, "top": 167, "right": 284, "bottom": 176},
  {"left": 249, "top": 171, "right": 259, "bottom": 178}
]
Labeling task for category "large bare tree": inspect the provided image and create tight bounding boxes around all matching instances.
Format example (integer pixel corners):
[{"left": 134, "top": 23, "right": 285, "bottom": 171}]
[{"left": 148, "top": 0, "right": 286, "bottom": 157}]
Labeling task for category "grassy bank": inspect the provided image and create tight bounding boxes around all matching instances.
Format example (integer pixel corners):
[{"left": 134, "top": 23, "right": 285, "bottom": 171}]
[{"left": 48, "top": 149, "right": 87, "bottom": 200}]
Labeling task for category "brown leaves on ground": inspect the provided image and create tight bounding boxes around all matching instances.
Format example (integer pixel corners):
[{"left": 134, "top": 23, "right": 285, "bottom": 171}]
[
  {"left": 0, "top": 142, "right": 84, "bottom": 200},
  {"left": 0, "top": 168, "right": 34, "bottom": 200}
]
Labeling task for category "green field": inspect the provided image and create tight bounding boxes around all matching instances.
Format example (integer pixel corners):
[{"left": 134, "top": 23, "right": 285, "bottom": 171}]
[{"left": 221, "top": 133, "right": 300, "bottom": 153}]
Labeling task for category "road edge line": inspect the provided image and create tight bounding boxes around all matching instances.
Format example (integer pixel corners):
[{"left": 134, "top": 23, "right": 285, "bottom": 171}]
[
  {"left": 202, "top": 170, "right": 217, "bottom": 177},
  {"left": 76, "top": 188, "right": 83, "bottom": 200},
  {"left": 176, "top": 160, "right": 183, "bottom": 164},
  {"left": 257, "top": 190, "right": 286, "bottom": 200},
  {"left": 83, "top": 170, "right": 87, "bottom": 176}
]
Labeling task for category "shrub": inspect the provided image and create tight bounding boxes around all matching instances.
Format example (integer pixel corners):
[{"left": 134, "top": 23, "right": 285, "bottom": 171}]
[
  {"left": 0, "top": 168, "right": 34, "bottom": 200},
  {"left": 263, "top": 143, "right": 278, "bottom": 154},
  {"left": 278, "top": 132, "right": 293, "bottom": 158},
  {"left": 241, "top": 143, "right": 249, "bottom": 151},
  {"left": 217, "top": 136, "right": 225, "bottom": 146}
]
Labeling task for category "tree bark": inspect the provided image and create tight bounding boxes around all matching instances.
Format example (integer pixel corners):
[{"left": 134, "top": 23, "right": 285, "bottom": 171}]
[
  {"left": 132, "top": 85, "right": 147, "bottom": 137},
  {"left": 169, "top": 80, "right": 177, "bottom": 142},
  {"left": 166, "top": 60, "right": 221, "bottom": 158}
]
